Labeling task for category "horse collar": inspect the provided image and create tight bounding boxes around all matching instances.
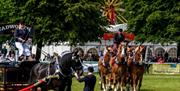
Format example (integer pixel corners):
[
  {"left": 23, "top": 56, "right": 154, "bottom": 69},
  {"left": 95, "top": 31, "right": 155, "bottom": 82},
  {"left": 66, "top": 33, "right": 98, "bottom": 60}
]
[
  {"left": 59, "top": 66, "right": 68, "bottom": 77},
  {"left": 58, "top": 58, "right": 70, "bottom": 78},
  {"left": 59, "top": 63, "right": 72, "bottom": 78}
]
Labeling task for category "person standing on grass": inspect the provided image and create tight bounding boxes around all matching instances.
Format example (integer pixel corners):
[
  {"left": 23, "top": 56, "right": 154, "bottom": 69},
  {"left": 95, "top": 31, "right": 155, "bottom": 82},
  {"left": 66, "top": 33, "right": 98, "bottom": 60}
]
[{"left": 74, "top": 66, "right": 96, "bottom": 91}]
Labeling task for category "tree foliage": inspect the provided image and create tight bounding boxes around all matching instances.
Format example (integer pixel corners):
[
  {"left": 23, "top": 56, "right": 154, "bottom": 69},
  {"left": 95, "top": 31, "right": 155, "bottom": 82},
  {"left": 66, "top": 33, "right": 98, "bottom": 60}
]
[
  {"left": 0, "top": 0, "right": 108, "bottom": 45},
  {"left": 0, "top": 0, "right": 16, "bottom": 23},
  {"left": 123, "top": 0, "right": 180, "bottom": 43},
  {"left": 12, "top": 0, "right": 108, "bottom": 45},
  {"left": 0, "top": 0, "right": 108, "bottom": 59},
  {"left": 0, "top": 0, "right": 16, "bottom": 43}
]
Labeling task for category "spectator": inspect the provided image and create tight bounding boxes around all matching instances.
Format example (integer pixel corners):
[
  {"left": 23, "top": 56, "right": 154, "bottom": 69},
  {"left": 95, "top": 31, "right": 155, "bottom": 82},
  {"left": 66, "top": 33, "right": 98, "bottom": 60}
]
[
  {"left": 7, "top": 49, "right": 15, "bottom": 61},
  {"left": 75, "top": 66, "right": 96, "bottom": 91},
  {"left": 164, "top": 51, "right": 169, "bottom": 62},
  {"left": 0, "top": 52, "right": 3, "bottom": 61},
  {"left": 177, "top": 56, "right": 180, "bottom": 63},
  {"left": 157, "top": 57, "right": 164, "bottom": 63},
  {"left": 98, "top": 47, "right": 104, "bottom": 58},
  {"left": 151, "top": 56, "right": 157, "bottom": 62},
  {"left": 1, "top": 46, "right": 7, "bottom": 58},
  {"left": 172, "top": 57, "right": 178, "bottom": 63},
  {"left": 167, "top": 57, "right": 172, "bottom": 63},
  {"left": 87, "top": 52, "right": 93, "bottom": 61}
]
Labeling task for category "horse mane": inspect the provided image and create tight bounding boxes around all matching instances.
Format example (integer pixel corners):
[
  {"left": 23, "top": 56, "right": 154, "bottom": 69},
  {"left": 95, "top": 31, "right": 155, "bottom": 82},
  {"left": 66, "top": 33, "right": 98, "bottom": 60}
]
[
  {"left": 117, "top": 44, "right": 122, "bottom": 55},
  {"left": 136, "top": 46, "right": 144, "bottom": 52},
  {"left": 116, "top": 44, "right": 126, "bottom": 62},
  {"left": 134, "top": 45, "right": 144, "bottom": 62},
  {"left": 127, "top": 46, "right": 134, "bottom": 52},
  {"left": 135, "top": 46, "right": 140, "bottom": 53},
  {"left": 104, "top": 51, "right": 111, "bottom": 62}
]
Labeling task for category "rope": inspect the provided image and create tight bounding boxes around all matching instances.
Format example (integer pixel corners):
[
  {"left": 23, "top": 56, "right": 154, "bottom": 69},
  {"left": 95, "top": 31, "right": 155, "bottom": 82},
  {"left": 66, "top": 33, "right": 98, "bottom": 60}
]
[{"left": 19, "top": 75, "right": 59, "bottom": 91}]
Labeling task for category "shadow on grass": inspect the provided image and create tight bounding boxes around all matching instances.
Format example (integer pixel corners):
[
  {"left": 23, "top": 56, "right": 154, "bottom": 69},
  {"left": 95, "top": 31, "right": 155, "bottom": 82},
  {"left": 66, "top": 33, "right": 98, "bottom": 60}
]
[{"left": 141, "top": 88, "right": 154, "bottom": 91}]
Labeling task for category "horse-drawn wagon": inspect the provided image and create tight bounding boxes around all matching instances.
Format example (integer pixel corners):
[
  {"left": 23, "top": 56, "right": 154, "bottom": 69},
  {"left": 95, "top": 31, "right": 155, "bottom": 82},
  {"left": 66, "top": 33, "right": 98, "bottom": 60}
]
[{"left": 0, "top": 61, "right": 38, "bottom": 91}]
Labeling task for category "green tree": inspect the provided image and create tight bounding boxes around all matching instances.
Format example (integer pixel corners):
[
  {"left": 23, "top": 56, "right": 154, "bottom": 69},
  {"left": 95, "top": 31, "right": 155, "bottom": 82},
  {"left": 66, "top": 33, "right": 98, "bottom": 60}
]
[
  {"left": 0, "top": 0, "right": 16, "bottom": 43},
  {"left": 12, "top": 0, "right": 108, "bottom": 59},
  {"left": 0, "top": 0, "right": 16, "bottom": 23},
  {"left": 14, "top": 0, "right": 108, "bottom": 44},
  {"left": 123, "top": 0, "right": 179, "bottom": 43}
]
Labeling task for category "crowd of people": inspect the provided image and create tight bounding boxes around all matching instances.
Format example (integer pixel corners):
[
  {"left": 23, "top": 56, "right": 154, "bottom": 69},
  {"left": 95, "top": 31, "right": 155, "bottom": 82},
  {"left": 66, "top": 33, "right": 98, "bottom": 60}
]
[
  {"left": 148, "top": 55, "right": 180, "bottom": 63},
  {"left": 0, "top": 43, "right": 15, "bottom": 62},
  {"left": 147, "top": 50, "right": 180, "bottom": 63},
  {"left": 0, "top": 20, "right": 35, "bottom": 62}
]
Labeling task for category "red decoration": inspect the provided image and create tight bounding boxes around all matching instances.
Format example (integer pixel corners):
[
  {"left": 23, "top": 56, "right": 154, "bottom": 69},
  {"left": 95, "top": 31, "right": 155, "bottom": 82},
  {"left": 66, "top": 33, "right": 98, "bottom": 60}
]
[
  {"left": 102, "top": 32, "right": 135, "bottom": 41},
  {"left": 103, "top": 33, "right": 114, "bottom": 40},
  {"left": 109, "top": 6, "right": 116, "bottom": 24},
  {"left": 122, "top": 32, "right": 135, "bottom": 41}
]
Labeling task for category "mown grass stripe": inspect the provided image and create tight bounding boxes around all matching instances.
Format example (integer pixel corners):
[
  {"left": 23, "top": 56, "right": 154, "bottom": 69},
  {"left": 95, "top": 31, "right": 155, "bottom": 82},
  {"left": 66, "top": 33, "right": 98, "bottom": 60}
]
[{"left": 72, "top": 74, "right": 180, "bottom": 91}]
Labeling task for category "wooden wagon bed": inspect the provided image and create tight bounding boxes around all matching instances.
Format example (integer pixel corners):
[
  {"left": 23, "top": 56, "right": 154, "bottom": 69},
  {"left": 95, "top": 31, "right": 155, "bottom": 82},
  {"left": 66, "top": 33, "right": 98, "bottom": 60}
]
[{"left": 0, "top": 61, "right": 38, "bottom": 91}]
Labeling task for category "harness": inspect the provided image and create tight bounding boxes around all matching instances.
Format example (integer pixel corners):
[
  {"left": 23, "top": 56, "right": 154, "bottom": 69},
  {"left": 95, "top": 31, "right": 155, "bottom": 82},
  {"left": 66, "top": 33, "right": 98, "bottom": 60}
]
[
  {"left": 131, "top": 50, "right": 143, "bottom": 65},
  {"left": 60, "top": 51, "right": 71, "bottom": 57},
  {"left": 58, "top": 54, "right": 72, "bottom": 78},
  {"left": 58, "top": 52, "right": 82, "bottom": 78},
  {"left": 114, "top": 56, "right": 126, "bottom": 65},
  {"left": 114, "top": 46, "right": 127, "bottom": 65},
  {"left": 54, "top": 56, "right": 60, "bottom": 73}
]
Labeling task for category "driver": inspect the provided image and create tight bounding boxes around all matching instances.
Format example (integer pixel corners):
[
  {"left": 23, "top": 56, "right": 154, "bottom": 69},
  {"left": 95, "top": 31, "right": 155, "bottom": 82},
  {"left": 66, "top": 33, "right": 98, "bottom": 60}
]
[{"left": 14, "top": 20, "right": 33, "bottom": 61}]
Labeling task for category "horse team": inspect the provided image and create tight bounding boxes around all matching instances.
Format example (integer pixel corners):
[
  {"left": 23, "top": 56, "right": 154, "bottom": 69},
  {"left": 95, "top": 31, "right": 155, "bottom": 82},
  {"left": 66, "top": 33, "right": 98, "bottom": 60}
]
[
  {"left": 98, "top": 44, "right": 145, "bottom": 91},
  {"left": 27, "top": 46, "right": 144, "bottom": 91}
]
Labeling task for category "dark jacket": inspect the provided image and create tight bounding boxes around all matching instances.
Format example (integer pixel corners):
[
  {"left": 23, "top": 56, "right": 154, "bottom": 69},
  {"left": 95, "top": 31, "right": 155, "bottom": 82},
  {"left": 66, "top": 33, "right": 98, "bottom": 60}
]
[
  {"left": 14, "top": 28, "right": 29, "bottom": 42},
  {"left": 78, "top": 74, "right": 96, "bottom": 91},
  {"left": 113, "top": 32, "right": 125, "bottom": 44}
]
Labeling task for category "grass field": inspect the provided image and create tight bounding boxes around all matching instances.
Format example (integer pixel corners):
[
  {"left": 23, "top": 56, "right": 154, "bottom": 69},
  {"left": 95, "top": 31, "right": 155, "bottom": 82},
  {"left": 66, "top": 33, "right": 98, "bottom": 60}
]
[{"left": 72, "top": 74, "right": 180, "bottom": 91}]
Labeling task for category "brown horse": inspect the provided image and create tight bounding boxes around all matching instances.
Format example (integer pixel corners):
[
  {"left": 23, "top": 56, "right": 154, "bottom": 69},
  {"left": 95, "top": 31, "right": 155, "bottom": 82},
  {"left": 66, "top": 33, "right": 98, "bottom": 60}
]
[
  {"left": 127, "top": 46, "right": 135, "bottom": 67},
  {"left": 98, "top": 46, "right": 112, "bottom": 91},
  {"left": 128, "top": 45, "right": 144, "bottom": 91},
  {"left": 110, "top": 44, "right": 127, "bottom": 91}
]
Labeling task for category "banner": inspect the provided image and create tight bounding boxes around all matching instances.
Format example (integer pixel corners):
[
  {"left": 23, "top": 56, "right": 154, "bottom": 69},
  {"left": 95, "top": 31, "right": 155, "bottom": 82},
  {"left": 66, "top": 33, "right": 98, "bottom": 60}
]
[
  {"left": 151, "top": 63, "right": 180, "bottom": 74},
  {"left": 0, "top": 24, "right": 33, "bottom": 35},
  {"left": 0, "top": 24, "right": 17, "bottom": 35}
]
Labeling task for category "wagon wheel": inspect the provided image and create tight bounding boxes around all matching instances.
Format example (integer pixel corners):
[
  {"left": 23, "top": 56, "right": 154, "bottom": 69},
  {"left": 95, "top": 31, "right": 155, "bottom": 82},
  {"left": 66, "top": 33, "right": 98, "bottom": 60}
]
[{"left": 101, "top": 0, "right": 127, "bottom": 24}]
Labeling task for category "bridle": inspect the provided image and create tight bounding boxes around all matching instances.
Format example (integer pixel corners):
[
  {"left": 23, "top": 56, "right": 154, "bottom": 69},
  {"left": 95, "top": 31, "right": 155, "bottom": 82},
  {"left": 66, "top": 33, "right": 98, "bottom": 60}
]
[
  {"left": 132, "top": 46, "right": 143, "bottom": 64},
  {"left": 58, "top": 52, "right": 83, "bottom": 78}
]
